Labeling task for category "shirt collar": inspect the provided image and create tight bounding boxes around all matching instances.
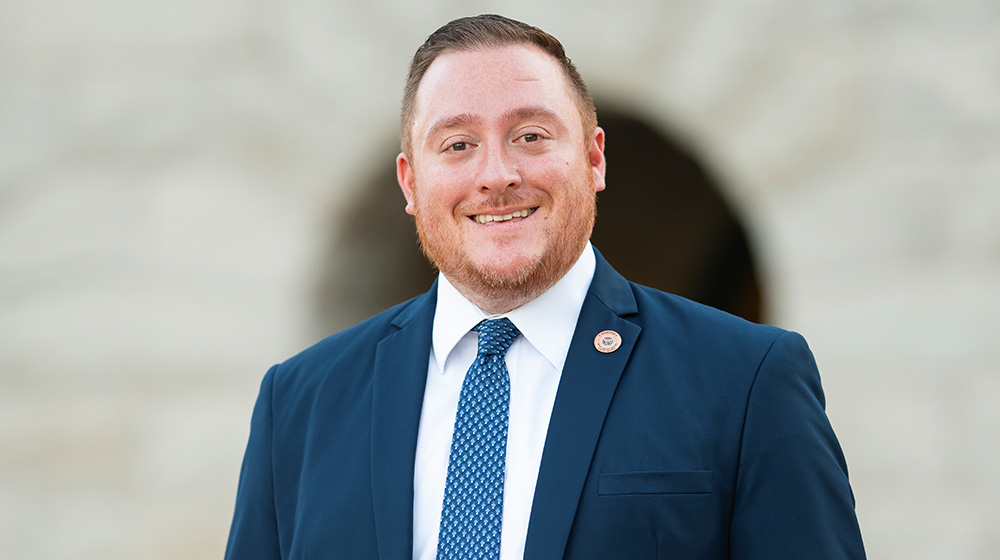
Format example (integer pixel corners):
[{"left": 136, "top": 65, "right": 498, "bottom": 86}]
[{"left": 431, "top": 242, "right": 596, "bottom": 374}]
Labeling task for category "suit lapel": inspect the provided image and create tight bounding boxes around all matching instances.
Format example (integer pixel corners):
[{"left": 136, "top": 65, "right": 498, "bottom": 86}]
[
  {"left": 370, "top": 290, "right": 436, "bottom": 560},
  {"left": 524, "top": 253, "right": 641, "bottom": 560}
]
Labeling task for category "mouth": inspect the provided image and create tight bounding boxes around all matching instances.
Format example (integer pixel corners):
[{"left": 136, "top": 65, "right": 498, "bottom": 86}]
[{"left": 471, "top": 207, "right": 537, "bottom": 224}]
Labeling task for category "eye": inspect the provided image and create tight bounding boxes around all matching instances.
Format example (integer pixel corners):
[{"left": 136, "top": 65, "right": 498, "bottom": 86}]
[
  {"left": 522, "top": 133, "right": 540, "bottom": 143},
  {"left": 448, "top": 142, "right": 468, "bottom": 152}
]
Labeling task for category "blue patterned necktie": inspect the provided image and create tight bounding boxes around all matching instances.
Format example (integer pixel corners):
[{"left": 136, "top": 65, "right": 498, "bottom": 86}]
[{"left": 436, "top": 318, "right": 521, "bottom": 560}]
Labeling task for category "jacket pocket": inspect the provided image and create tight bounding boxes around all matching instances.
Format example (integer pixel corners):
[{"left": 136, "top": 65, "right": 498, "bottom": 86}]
[{"left": 598, "top": 470, "right": 713, "bottom": 496}]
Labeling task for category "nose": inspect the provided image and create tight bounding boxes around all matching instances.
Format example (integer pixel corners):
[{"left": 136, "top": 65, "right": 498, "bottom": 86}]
[{"left": 476, "top": 142, "right": 520, "bottom": 193}]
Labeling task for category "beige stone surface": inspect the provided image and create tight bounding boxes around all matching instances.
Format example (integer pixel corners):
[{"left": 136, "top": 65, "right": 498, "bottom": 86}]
[{"left": 2, "top": 1, "right": 998, "bottom": 558}]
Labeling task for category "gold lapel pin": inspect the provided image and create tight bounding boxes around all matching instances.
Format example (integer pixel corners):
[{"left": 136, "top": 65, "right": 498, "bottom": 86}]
[{"left": 594, "top": 330, "right": 622, "bottom": 353}]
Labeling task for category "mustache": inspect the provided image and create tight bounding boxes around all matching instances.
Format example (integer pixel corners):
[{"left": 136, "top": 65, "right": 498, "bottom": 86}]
[{"left": 459, "top": 192, "right": 538, "bottom": 214}]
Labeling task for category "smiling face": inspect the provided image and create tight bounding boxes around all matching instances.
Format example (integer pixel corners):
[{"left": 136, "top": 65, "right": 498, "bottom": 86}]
[{"left": 397, "top": 44, "right": 606, "bottom": 313}]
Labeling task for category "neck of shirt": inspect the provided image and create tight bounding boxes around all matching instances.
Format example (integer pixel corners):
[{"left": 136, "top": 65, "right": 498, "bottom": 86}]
[{"left": 431, "top": 241, "right": 597, "bottom": 375}]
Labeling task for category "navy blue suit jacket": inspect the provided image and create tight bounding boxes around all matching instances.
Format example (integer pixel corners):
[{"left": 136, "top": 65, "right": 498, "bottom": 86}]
[{"left": 226, "top": 252, "right": 865, "bottom": 559}]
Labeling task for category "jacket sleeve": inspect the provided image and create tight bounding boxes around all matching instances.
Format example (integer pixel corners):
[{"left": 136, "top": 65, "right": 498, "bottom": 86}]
[
  {"left": 225, "top": 366, "right": 282, "bottom": 560},
  {"left": 729, "top": 331, "right": 866, "bottom": 559}
]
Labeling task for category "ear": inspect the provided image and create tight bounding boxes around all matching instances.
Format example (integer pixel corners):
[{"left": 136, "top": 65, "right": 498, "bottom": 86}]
[
  {"left": 396, "top": 152, "right": 416, "bottom": 215},
  {"left": 588, "top": 127, "right": 607, "bottom": 193}
]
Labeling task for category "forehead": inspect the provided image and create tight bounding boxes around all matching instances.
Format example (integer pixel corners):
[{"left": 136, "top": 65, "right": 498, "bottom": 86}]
[{"left": 411, "top": 44, "right": 581, "bottom": 136}]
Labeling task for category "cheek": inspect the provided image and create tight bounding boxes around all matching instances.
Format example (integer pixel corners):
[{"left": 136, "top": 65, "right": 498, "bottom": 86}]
[
  {"left": 523, "top": 158, "right": 570, "bottom": 188},
  {"left": 529, "top": 159, "right": 590, "bottom": 199},
  {"left": 414, "top": 168, "right": 465, "bottom": 211}
]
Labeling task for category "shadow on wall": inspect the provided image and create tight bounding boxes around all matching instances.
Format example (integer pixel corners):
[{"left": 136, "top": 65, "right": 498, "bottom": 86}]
[{"left": 314, "top": 104, "right": 762, "bottom": 334}]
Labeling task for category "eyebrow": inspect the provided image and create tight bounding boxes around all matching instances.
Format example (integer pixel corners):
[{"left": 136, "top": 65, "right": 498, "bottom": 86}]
[
  {"left": 502, "top": 106, "right": 562, "bottom": 126},
  {"left": 425, "top": 106, "right": 564, "bottom": 141},
  {"left": 426, "top": 113, "right": 481, "bottom": 141}
]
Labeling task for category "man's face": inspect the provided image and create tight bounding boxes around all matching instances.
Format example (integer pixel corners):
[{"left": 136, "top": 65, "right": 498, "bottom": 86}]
[{"left": 397, "top": 44, "right": 606, "bottom": 311}]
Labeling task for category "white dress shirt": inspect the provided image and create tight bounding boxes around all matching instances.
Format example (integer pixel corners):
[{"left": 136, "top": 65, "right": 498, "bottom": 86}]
[{"left": 412, "top": 243, "right": 596, "bottom": 560}]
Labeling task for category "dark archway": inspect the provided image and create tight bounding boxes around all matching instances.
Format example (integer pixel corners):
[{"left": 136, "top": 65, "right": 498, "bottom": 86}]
[
  {"left": 315, "top": 106, "right": 762, "bottom": 334},
  {"left": 590, "top": 104, "right": 763, "bottom": 323}
]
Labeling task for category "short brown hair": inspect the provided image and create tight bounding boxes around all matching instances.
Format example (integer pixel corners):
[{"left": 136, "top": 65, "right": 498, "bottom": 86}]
[{"left": 400, "top": 14, "right": 597, "bottom": 157}]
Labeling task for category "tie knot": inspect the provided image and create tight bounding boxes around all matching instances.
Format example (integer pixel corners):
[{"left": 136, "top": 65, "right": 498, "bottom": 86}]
[{"left": 473, "top": 318, "right": 520, "bottom": 356}]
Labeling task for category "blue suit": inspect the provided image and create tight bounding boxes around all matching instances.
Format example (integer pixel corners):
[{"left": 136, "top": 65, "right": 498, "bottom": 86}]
[{"left": 226, "top": 252, "right": 866, "bottom": 559}]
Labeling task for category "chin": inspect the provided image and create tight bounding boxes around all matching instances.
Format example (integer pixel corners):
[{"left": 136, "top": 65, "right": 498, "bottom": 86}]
[
  {"left": 466, "top": 249, "right": 567, "bottom": 305},
  {"left": 471, "top": 247, "right": 537, "bottom": 275},
  {"left": 472, "top": 258, "right": 539, "bottom": 290},
  {"left": 416, "top": 211, "right": 591, "bottom": 309}
]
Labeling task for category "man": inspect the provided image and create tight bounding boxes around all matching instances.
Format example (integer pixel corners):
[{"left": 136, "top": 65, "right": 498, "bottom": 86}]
[{"left": 226, "top": 14, "right": 866, "bottom": 560}]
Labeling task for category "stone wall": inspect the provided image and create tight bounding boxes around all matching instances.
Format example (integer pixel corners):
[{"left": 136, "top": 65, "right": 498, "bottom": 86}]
[{"left": 2, "top": 1, "right": 998, "bottom": 558}]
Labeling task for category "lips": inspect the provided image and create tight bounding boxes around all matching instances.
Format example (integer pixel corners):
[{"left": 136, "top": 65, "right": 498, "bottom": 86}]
[{"left": 472, "top": 207, "right": 536, "bottom": 224}]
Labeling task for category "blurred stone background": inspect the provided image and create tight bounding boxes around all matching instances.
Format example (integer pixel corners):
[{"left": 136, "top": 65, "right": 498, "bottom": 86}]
[{"left": 2, "top": 1, "right": 998, "bottom": 558}]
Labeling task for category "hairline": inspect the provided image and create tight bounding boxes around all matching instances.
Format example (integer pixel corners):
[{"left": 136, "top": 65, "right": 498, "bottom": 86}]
[{"left": 401, "top": 42, "right": 597, "bottom": 160}]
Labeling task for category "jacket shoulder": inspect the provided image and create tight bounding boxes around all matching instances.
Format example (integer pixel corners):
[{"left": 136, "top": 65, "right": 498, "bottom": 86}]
[
  {"left": 628, "top": 282, "right": 786, "bottom": 344},
  {"left": 269, "top": 291, "right": 434, "bottom": 393}
]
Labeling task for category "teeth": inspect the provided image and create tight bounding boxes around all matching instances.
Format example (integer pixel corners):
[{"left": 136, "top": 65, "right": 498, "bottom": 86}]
[{"left": 474, "top": 208, "right": 535, "bottom": 224}]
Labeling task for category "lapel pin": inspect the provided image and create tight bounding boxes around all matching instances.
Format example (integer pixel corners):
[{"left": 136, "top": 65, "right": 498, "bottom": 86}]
[{"left": 594, "top": 330, "right": 622, "bottom": 353}]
